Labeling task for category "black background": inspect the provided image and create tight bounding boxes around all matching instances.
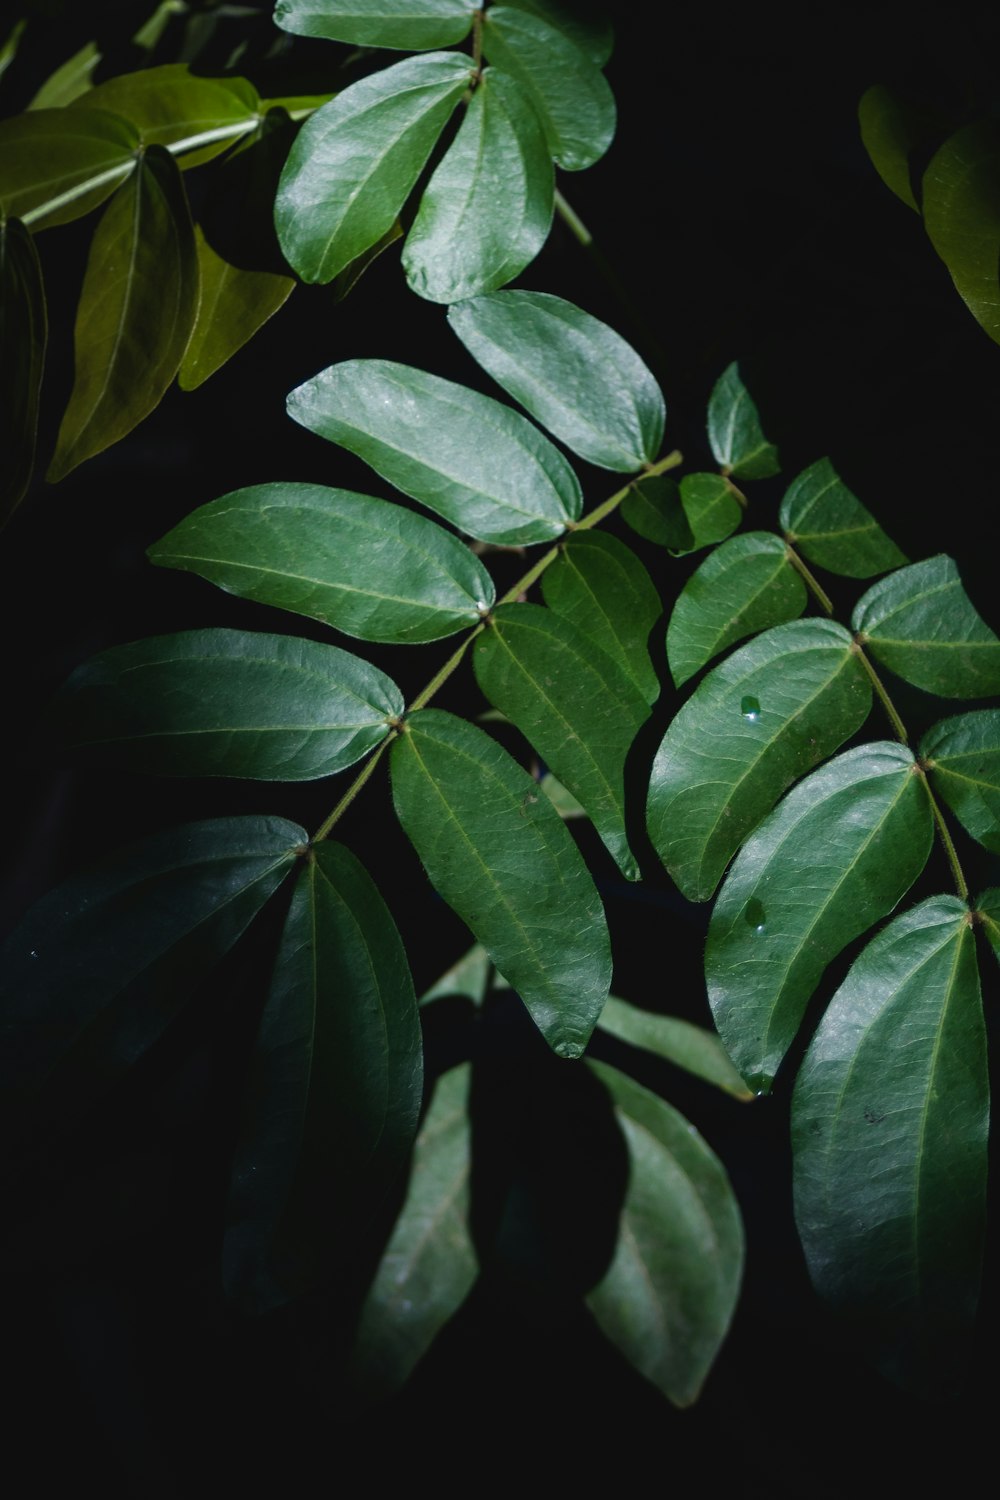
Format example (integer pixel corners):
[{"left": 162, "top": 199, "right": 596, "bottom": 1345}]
[{"left": 3, "top": 2, "right": 1000, "bottom": 1493}]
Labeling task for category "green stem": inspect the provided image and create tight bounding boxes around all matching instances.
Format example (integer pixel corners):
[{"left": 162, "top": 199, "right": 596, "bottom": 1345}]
[
  {"left": 851, "top": 641, "right": 908, "bottom": 743},
  {"left": 576, "top": 449, "right": 683, "bottom": 532},
  {"left": 784, "top": 543, "right": 835, "bottom": 615},
  {"left": 554, "top": 189, "right": 593, "bottom": 247},
  {"left": 408, "top": 626, "right": 484, "bottom": 712},
  {"left": 472, "top": 5, "right": 484, "bottom": 69},
  {"left": 925, "top": 784, "right": 969, "bottom": 902},
  {"left": 312, "top": 733, "right": 396, "bottom": 843}
]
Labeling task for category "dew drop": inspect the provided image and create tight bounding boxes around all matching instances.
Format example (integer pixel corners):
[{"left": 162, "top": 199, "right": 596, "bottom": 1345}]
[
  {"left": 741, "top": 695, "right": 761, "bottom": 721},
  {"left": 744, "top": 897, "right": 766, "bottom": 933},
  {"left": 746, "top": 1071, "right": 773, "bottom": 1097},
  {"left": 554, "top": 1039, "right": 584, "bottom": 1060}
]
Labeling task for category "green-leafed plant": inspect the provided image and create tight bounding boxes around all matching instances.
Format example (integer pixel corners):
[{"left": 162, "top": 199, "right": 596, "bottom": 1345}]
[{"left": 2, "top": 0, "right": 998, "bottom": 1420}]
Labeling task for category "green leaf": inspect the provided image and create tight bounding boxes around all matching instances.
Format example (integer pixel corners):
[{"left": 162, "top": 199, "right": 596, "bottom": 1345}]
[
  {"left": 28, "top": 40, "right": 101, "bottom": 109},
  {"left": 791, "top": 896, "right": 987, "bottom": 1399},
  {"left": 502, "top": 0, "right": 614, "bottom": 65},
  {"left": 596, "top": 997, "right": 753, "bottom": 1100},
  {"left": 273, "top": 0, "right": 478, "bottom": 49},
  {"left": 0, "top": 17, "right": 26, "bottom": 82},
  {"left": 70, "top": 64, "right": 260, "bottom": 169},
  {"left": 419, "top": 944, "right": 491, "bottom": 1007},
  {"left": 331, "top": 219, "right": 403, "bottom": 302},
  {"left": 402, "top": 69, "right": 553, "bottom": 304},
  {"left": 473, "top": 602, "right": 650, "bottom": 879},
  {"left": 540, "top": 530, "right": 662, "bottom": 704},
  {"left": 648, "top": 619, "right": 872, "bottom": 903},
  {"left": 148, "top": 482, "right": 495, "bottom": 643},
  {"left": 0, "top": 816, "right": 304, "bottom": 1126},
  {"left": 47, "top": 146, "right": 198, "bottom": 482},
  {"left": 179, "top": 225, "right": 294, "bottom": 390},
  {"left": 274, "top": 52, "right": 471, "bottom": 284},
  {"left": 48, "top": 627, "right": 404, "bottom": 781},
  {"left": 620, "top": 473, "right": 691, "bottom": 550},
  {"left": 921, "top": 710, "right": 1000, "bottom": 854},
  {"left": 675, "top": 473, "right": 743, "bottom": 552},
  {"left": 448, "top": 289, "right": 664, "bottom": 471},
  {"left": 350, "top": 1063, "right": 477, "bottom": 1401},
  {"left": 0, "top": 218, "right": 46, "bottom": 526},
  {"left": 779, "top": 457, "right": 907, "bottom": 578},
  {"left": 482, "top": 6, "right": 615, "bottom": 172},
  {"left": 976, "top": 887, "right": 1000, "bottom": 960},
  {"left": 585, "top": 1061, "right": 745, "bottom": 1407},
  {"left": 923, "top": 124, "right": 1000, "bottom": 346},
  {"left": 666, "top": 532, "right": 807, "bottom": 689},
  {"left": 539, "top": 771, "right": 585, "bottom": 818},
  {"left": 857, "top": 84, "right": 934, "bottom": 212},
  {"left": 706, "top": 362, "right": 780, "bottom": 480},
  {"left": 852, "top": 555, "right": 1000, "bottom": 699},
  {"left": 0, "top": 107, "right": 139, "bottom": 231},
  {"left": 287, "top": 359, "right": 581, "bottom": 545},
  {"left": 391, "top": 709, "right": 612, "bottom": 1055},
  {"left": 225, "top": 842, "right": 422, "bottom": 1309},
  {"left": 706, "top": 742, "right": 935, "bottom": 1092}
]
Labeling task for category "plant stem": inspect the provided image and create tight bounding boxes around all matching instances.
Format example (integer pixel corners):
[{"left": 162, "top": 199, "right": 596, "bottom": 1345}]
[
  {"left": 312, "top": 733, "right": 396, "bottom": 843},
  {"left": 408, "top": 626, "right": 484, "bottom": 712},
  {"left": 785, "top": 543, "right": 835, "bottom": 615},
  {"left": 554, "top": 189, "right": 593, "bottom": 247},
  {"left": 850, "top": 642, "right": 909, "bottom": 743},
  {"left": 926, "top": 783, "right": 969, "bottom": 902}
]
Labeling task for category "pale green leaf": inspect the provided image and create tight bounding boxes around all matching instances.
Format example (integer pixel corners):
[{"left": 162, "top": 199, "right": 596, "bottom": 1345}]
[
  {"left": 71, "top": 64, "right": 261, "bottom": 169},
  {"left": 0, "top": 218, "right": 46, "bottom": 526},
  {"left": 419, "top": 944, "right": 491, "bottom": 1007},
  {"left": 674, "top": 473, "right": 742, "bottom": 552},
  {"left": 180, "top": 226, "right": 293, "bottom": 391},
  {"left": 779, "top": 457, "right": 907, "bottom": 578},
  {"left": 274, "top": 0, "right": 478, "bottom": 49},
  {"left": 502, "top": 0, "right": 614, "bottom": 64},
  {"left": 539, "top": 771, "right": 585, "bottom": 818},
  {"left": 620, "top": 473, "right": 691, "bottom": 550},
  {"left": 28, "top": 40, "right": 101, "bottom": 109},
  {"left": 921, "top": 709, "right": 1000, "bottom": 854},
  {"left": 0, "top": 107, "right": 139, "bottom": 230},
  {"left": 596, "top": 997, "right": 753, "bottom": 1100},
  {"left": 706, "top": 362, "right": 780, "bottom": 480},
  {"left": 923, "top": 124, "right": 1000, "bottom": 346},
  {"left": 0, "top": 17, "right": 26, "bottom": 82}
]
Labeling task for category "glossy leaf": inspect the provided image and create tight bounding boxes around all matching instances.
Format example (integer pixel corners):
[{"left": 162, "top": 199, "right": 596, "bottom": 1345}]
[
  {"left": 473, "top": 602, "right": 650, "bottom": 879},
  {"left": 706, "top": 362, "right": 780, "bottom": 480},
  {"left": 779, "top": 457, "right": 906, "bottom": 578},
  {"left": 448, "top": 289, "right": 664, "bottom": 471},
  {"left": 180, "top": 226, "right": 294, "bottom": 390},
  {"left": 274, "top": 52, "right": 471, "bottom": 284},
  {"left": 0, "top": 218, "right": 47, "bottom": 526},
  {"left": 675, "top": 473, "right": 742, "bottom": 552},
  {"left": 857, "top": 84, "right": 933, "bottom": 211},
  {"left": 620, "top": 473, "right": 691, "bottom": 550},
  {"left": 0, "top": 816, "right": 304, "bottom": 1124},
  {"left": 666, "top": 531, "right": 807, "bottom": 688},
  {"left": 350, "top": 1063, "right": 477, "bottom": 1400},
  {"left": 792, "top": 896, "right": 987, "bottom": 1398},
  {"left": 287, "top": 359, "right": 582, "bottom": 545},
  {"left": 148, "top": 482, "right": 495, "bottom": 643},
  {"left": 71, "top": 64, "right": 260, "bottom": 169},
  {"left": 28, "top": 40, "right": 101, "bottom": 109},
  {"left": 648, "top": 619, "right": 872, "bottom": 902},
  {"left": 482, "top": 6, "right": 615, "bottom": 172},
  {"left": 853, "top": 554, "right": 1000, "bottom": 699},
  {"left": 391, "top": 709, "right": 612, "bottom": 1056},
  {"left": 706, "top": 743, "right": 934, "bottom": 1091},
  {"left": 540, "top": 530, "right": 662, "bottom": 704},
  {"left": 47, "top": 146, "right": 198, "bottom": 482},
  {"left": 273, "top": 0, "right": 477, "bottom": 49},
  {"left": 586, "top": 1062, "right": 745, "bottom": 1407},
  {"left": 503, "top": 0, "right": 614, "bottom": 64},
  {"left": 596, "top": 998, "right": 753, "bottom": 1100},
  {"left": 49, "top": 628, "right": 404, "bottom": 781},
  {"left": 0, "top": 107, "right": 139, "bottom": 230},
  {"left": 225, "top": 842, "right": 422, "bottom": 1309},
  {"left": 402, "top": 69, "right": 553, "bottom": 303},
  {"left": 921, "top": 709, "right": 1000, "bottom": 854},
  {"left": 419, "top": 944, "right": 492, "bottom": 1007},
  {"left": 923, "top": 124, "right": 1000, "bottom": 346}
]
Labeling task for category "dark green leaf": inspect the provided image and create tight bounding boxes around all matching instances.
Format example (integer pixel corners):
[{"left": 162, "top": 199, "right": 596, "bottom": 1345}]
[
  {"left": 420, "top": 944, "right": 491, "bottom": 1007},
  {"left": 585, "top": 1061, "right": 745, "bottom": 1407},
  {"left": 448, "top": 289, "right": 664, "bottom": 470},
  {"left": 391, "top": 709, "right": 612, "bottom": 1055},
  {"left": 779, "top": 457, "right": 906, "bottom": 578},
  {"left": 706, "top": 743, "right": 934, "bottom": 1091},
  {"left": 49, "top": 627, "right": 404, "bottom": 780},
  {"left": 350, "top": 1063, "right": 477, "bottom": 1401},
  {"left": 473, "top": 602, "right": 650, "bottom": 878},
  {"left": 503, "top": 0, "right": 614, "bottom": 65},
  {"left": 287, "top": 358, "right": 581, "bottom": 544},
  {"left": 274, "top": 52, "right": 471, "bottom": 284},
  {"left": 792, "top": 896, "right": 987, "bottom": 1399},
  {"left": 331, "top": 219, "right": 403, "bottom": 302},
  {"left": 675, "top": 473, "right": 742, "bottom": 552},
  {"left": 274, "top": 0, "right": 478, "bottom": 49},
  {"left": 706, "top": 362, "right": 780, "bottom": 480},
  {"left": 540, "top": 530, "right": 661, "bottom": 704},
  {"left": 225, "top": 842, "right": 422, "bottom": 1309},
  {"left": 620, "top": 473, "right": 691, "bottom": 549},
  {"left": 976, "top": 887, "right": 1000, "bottom": 960},
  {"left": 148, "top": 482, "right": 495, "bottom": 643},
  {"left": 47, "top": 146, "right": 198, "bottom": 481},
  {"left": 28, "top": 40, "right": 101, "bottom": 109},
  {"left": 648, "top": 619, "right": 872, "bottom": 902},
  {"left": 852, "top": 554, "right": 1000, "bottom": 699},
  {"left": 482, "top": 6, "right": 615, "bottom": 171},
  {"left": 402, "top": 69, "right": 553, "bottom": 303},
  {"left": 596, "top": 997, "right": 753, "bottom": 1100},
  {"left": 0, "top": 218, "right": 47, "bottom": 526},
  {"left": 666, "top": 531, "right": 807, "bottom": 688},
  {"left": 0, "top": 107, "right": 139, "bottom": 230},
  {"left": 858, "top": 84, "right": 935, "bottom": 211},
  {"left": 921, "top": 710, "right": 1000, "bottom": 854},
  {"left": 71, "top": 64, "right": 260, "bottom": 169},
  {"left": 923, "top": 124, "right": 1000, "bottom": 346}
]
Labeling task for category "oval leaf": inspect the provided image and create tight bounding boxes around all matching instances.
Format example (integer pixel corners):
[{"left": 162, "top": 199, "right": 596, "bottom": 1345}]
[
  {"left": 779, "top": 457, "right": 906, "bottom": 578},
  {"left": 71, "top": 64, "right": 260, "bottom": 169},
  {"left": 48, "top": 628, "right": 404, "bottom": 780},
  {"left": 274, "top": 0, "right": 478, "bottom": 49},
  {"left": 402, "top": 68, "right": 553, "bottom": 303},
  {"left": 706, "top": 362, "right": 780, "bottom": 480},
  {"left": 0, "top": 218, "right": 47, "bottom": 526},
  {"left": 921, "top": 709, "right": 1000, "bottom": 854},
  {"left": 923, "top": 124, "right": 1000, "bottom": 346},
  {"left": 706, "top": 742, "right": 935, "bottom": 1091},
  {"left": 791, "top": 896, "right": 987, "bottom": 1398},
  {"left": 225, "top": 842, "right": 422, "bottom": 1310},
  {"left": 852, "top": 554, "right": 1000, "bottom": 699},
  {"left": 448, "top": 289, "right": 664, "bottom": 471},
  {"left": 391, "top": 709, "right": 612, "bottom": 1056},
  {"left": 675, "top": 473, "right": 743, "bottom": 552},
  {"left": 596, "top": 998, "right": 753, "bottom": 1100},
  {"left": 287, "top": 358, "right": 582, "bottom": 544},
  {"left": 0, "top": 107, "right": 139, "bottom": 230},
  {"left": 648, "top": 618, "right": 872, "bottom": 903},
  {"left": 585, "top": 1061, "right": 745, "bottom": 1407}
]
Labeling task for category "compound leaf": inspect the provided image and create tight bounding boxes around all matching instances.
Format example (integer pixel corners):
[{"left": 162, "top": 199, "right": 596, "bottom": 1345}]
[
  {"left": 780, "top": 457, "right": 907, "bottom": 578},
  {"left": 0, "top": 217, "right": 47, "bottom": 525},
  {"left": 0, "top": 107, "right": 139, "bottom": 230},
  {"left": 706, "top": 362, "right": 780, "bottom": 480},
  {"left": 921, "top": 709, "right": 1000, "bottom": 854},
  {"left": 596, "top": 998, "right": 753, "bottom": 1100},
  {"left": 273, "top": 0, "right": 478, "bottom": 49}
]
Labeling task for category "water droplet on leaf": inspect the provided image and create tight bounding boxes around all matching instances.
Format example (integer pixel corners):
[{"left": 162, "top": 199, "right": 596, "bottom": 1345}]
[
  {"left": 744, "top": 897, "right": 766, "bottom": 933},
  {"left": 741, "top": 695, "right": 761, "bottom": 721},
  {"left": 554, "top": 1039, "right": 584, "bottom": 1060}
]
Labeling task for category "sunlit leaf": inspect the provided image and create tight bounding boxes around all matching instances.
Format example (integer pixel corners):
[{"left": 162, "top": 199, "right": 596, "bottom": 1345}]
[
  {"left": 48, "top": 627, "right": 403, "bottom": 780},
  {"left": 0, "top": 17, "right": 26, "bottom": 83},
  {"left": 853, "top": 554, "right": 1000, "bottom": 699},
  {"left": 448, "top": 289, "right": 664, "bottom": 471},
  {"left": 391, "top": 709, "right": 612, "bottom": 1055},
  {"left": 180, "top": 225, "right": 293, "bottom": 390},
  {"left": 0, "top": 218, "right": 46, "bottom": 526},
  {"left": 273, "top": 0, "right": 478, "bottom": 49},
  {"left": 0, "top": 107, "right": 139, "bottom": 231},
  {"left": 502, "top": 0, "right": 614, "bottom": 64},
  {"left": 28, "top": 40, "right": 101, "bottom": 109},
  {"left": 674, "top": 473, "right": 742, "bottom": 552},
  {"left": 779, "top": 457, "right": 906, "bottom": 578},
  {"left": 419, "top": 944, "right": 491, "bottom": 1007},
  {"left": 287, "top": 358, "right": 581, "bottom": 544},
  {"left": 539, "top": 771, "right": 585, "bottom": 818},
  {"left": 792, "top": 896, "right": 987, "bottom": 1399},
  {"left": 923, "top": 124, "right": 1000, "bottom": 346},
  {"left": 858, "top": 83, "right": 940, "bottom": 211},
  {"left": 706, "top": 362, "right": 780, "bottom": 480},
  {"left": 648, "top": 619, "right": 872, "bottom": 902},
  {"left": 706, "top": 742, "right": 934, "bottom": 1092},
  {"left": 921, "top": 709, "right": 1000, "bottom": 854},
  {"left": 586, "top": 1061, "right": 745, "bottom": 1407},
  {"left": 620, "top": 473, "right": 690, "bottom": 550},
  {"left": 71, "top": 64, "right": 260, "bottom": 169},
  {"left": 596, "top": 997, "right": 753, "bottom": 1100}
]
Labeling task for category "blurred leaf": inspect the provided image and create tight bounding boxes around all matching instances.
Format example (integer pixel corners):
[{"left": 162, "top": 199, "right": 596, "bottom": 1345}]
[
  {"left": 0, "top": 108, "right": 139, "bottom": 230},
  {"left": 674, "top": 473, "right": 742, "bottom": 552},
  {"left": 620, "top": 473, "right": 691, "bottom": 549},
  {"left": 706, "top": 362, "right": 780, "bottom": 480},
  {"left": 779, "top": 457, "right": 906, "bottom": 578},
  {"left": 0, "top": 18, "right": 26, "bottom": 83},
  {"left": 502, "top": 0, "right": 613, "bottom": 64},
  {"left": 0, "top": 218, "right": 46, "bottom": 526},
  {"left": 596, "top": 997, "right": 753, "bottom": 1100},
  {"left": 921, "top": 709, "right": 1000, "bottom": 853},
  {"left": 923, "top": 123, "right": 1000, "bottom": 346},
  {"left": 273, "top": 0, "right": 478, "bottom": 49},
  {"left": 71, "top": 64, "right": 260, "bottom": 169},
  {"left": 858, "top": 83, "right": 939, "bottom": 211},
  {"left": 28, "top": 40, "right": 101, "bottom": 109},
  {"left": 419, "top": 944, "right": 491, "bottom": 1007}
]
